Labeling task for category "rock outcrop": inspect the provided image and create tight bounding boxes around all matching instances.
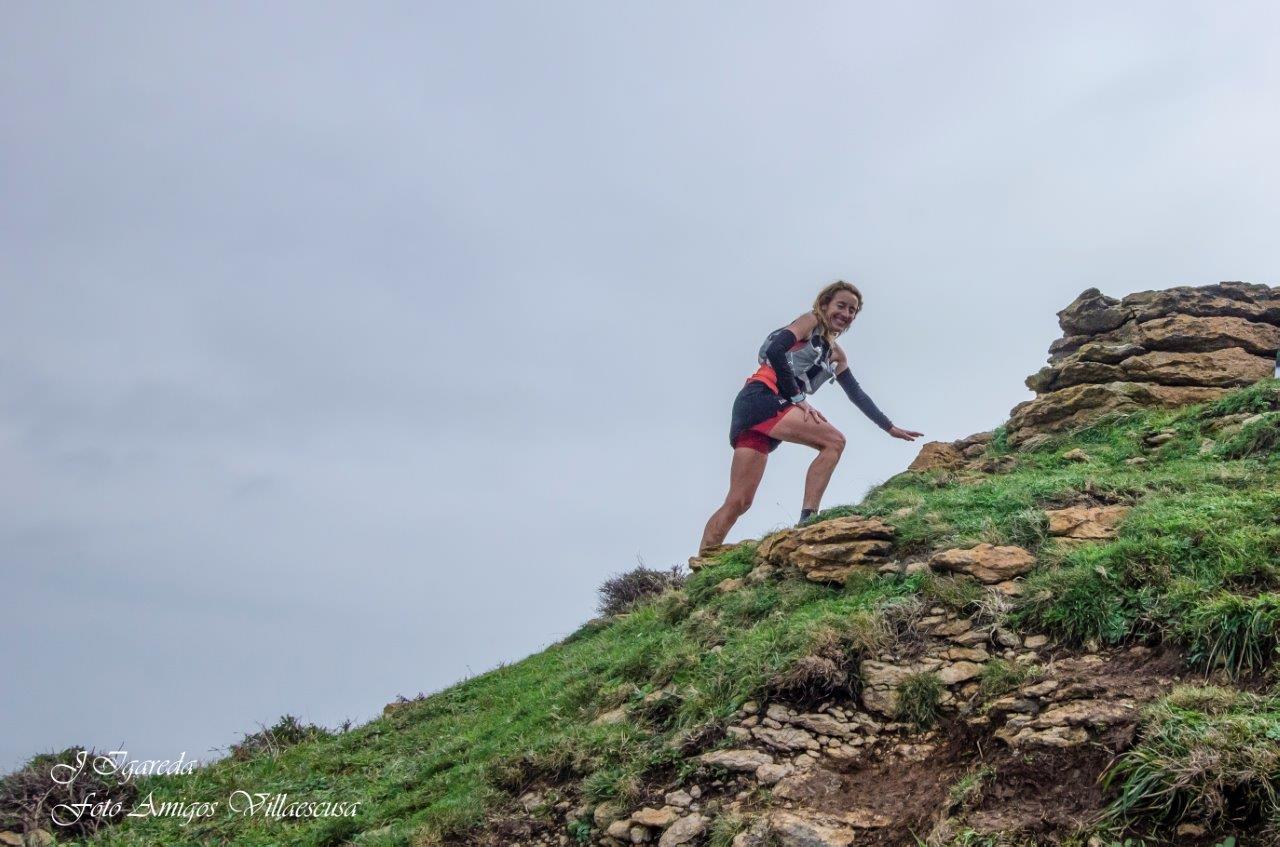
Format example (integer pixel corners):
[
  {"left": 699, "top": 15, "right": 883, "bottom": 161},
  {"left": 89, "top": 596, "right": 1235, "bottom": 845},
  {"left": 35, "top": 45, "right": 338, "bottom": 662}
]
[
  {"left": 1045, "top": 504, "right": 1130, "bottom": 543},
  {"left": 757, "top": 516, "right": 895, "bottom": 583},
  {"left": 929, "top": 544, "right": 1035, "bottom": 586},
  {"left": 1008, "top": 282, "right": 1279, "bottom": 445}
]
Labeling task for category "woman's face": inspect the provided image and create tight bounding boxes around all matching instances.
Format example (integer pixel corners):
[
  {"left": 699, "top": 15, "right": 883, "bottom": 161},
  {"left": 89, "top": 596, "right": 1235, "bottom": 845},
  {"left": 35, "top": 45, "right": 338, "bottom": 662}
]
[{"left": 823, "top": 290, "right": 861, "bottom": 333}]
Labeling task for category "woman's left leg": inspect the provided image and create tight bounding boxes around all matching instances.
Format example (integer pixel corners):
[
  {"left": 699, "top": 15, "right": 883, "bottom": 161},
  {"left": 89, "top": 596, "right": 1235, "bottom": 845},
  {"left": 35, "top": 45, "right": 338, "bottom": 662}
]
[
  {"left": 766, "top": 408, "right": 846, "bottom": 513},
  {"left": 699, "top": 446, "right": 768, "bottom": 553}
]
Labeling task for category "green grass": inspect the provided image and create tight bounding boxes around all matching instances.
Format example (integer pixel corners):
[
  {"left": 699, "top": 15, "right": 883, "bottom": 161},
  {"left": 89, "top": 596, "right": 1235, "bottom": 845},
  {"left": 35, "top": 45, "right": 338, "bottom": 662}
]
[
  {"left": 896, "top": 671, "right": 943, "bottom": 730},
  {"left": 977, "top": 660, "right": 1043, "bottom": 702},
  {"left": 74, "top": 550, "right": 920, "bottom": 847},
  {"left": 1101, "top": 686, "right": 1280, "bottom": 834},
  {"left": 947, "top": 763, "right": 995, "bottom": 809},
  {"left": 52, "top": 380, "right": 1280, "bottom": 846}
]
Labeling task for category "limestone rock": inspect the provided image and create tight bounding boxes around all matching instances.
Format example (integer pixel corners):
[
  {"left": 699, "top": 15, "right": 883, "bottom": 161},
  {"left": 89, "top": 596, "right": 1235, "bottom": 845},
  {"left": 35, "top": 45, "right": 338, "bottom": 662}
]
[
  {"left": 699, "top": 749, "right": 774, "bottom": 772},
  {"left": 766, "top": 703, "right": 792, "bottom": 722},
  {"left": 595, "top": 802, "right": 626, "bottom": 828},
  {"left": 936, "top": 661, "right": 986, "bottom": 685},
  {"left": 788, "top": 712, "right": 856, "bottom": 738},
  {"left": 761, "top": 516, "right": 895, "bottom": 583},
  {"left": 929, "top": 544, "right": 1036, "bottom": 583},
  {"left": 1058, "top": 288, "right": 1130, "bottom": 335},
  {"left": 772, "top": 767, "right": 843, "bottom": 803},
  {"left": 797, "top": 515, "right": 894, "bottom": 543},
  {"left": 766, "top": 808, "right": 891, "bottom": 845},
  {"left": 754, "top": 762, "right": 794, "bottom": 785},
  {"left": 793, "top": 540, "right": 894, "bottom": 583},
  {"left": 1118, "top": 346, "right": 1274, "bottom": 387},
  {"left": 861, "top": 659, "right": 936, "bottom": 689},
  {"left": 1123, "top": 281, "right": 1280, "bottom": 325},
  {"left": 1035, "top": 698, "right": 1135, "bottom": 728},
  {"left": 732, "top": 826, "right": 771, "bottom": 847},
  {"left": 607, "top": 819, "right": 635, "bottom": 839},
  {"left": 1045, "top": 504, "right": 1130, "bottom": 541},
  {"left": 658, "top": 814, "right": 708, "bottom": 847},
  {"left": 860, "top": 685, "right": 898, "bottom": 718},
  {"left": 1048, "top": 333, "right": 1090, "bottom": 361},
  {"left": 664, "top": 790, "right": 693, "bottom": 808},
  {"left": 1007, "top": 382, "right": 1226, "bottom": 445},
  {"left": 764, "top": 811, "right": 856, "bottom": 847},
  {"left": 1029, "top": 358, "right": 1125, "bottom": 392},
  {"left": 998, "top": 724, "right": 1090, "bottom": 748},
  {"left": 958, "top": 430, "right": 994, "bottom": 445},
  {"left": 1132, "top": 313, "right": 1280, "bottom": 356},
  {"left": 1076, "top": 339, "right": 1147, "bottom": 363},
  {"left": 931, "top": 618, "right": 973, "bottom": 637},
  {"left": 908, "top": 441, "right": 965, "bottom": 472},
  {"left": 632, "top": 807, "right": 679, "bottom": 828},
  {"left": 751, "top": 725, "right": 820, "bottom": 752},
  {"left": 756, "top": 530, "right": 795, "bottom": 565}
]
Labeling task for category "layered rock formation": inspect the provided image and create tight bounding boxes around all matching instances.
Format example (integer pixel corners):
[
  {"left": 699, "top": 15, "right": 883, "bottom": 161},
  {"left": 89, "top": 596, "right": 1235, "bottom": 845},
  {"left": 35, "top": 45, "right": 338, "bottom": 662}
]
[
  {"left": 1007, "top": 282, "right": 1279, "bottom": 445},
  {"left": 757, "top": 516, "right": 895, "bottom": 583}
]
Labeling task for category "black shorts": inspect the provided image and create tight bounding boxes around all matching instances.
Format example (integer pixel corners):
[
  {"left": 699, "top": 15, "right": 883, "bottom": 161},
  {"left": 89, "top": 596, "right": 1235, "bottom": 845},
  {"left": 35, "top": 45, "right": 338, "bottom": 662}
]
[{"left": 729, "top": 380, "right": 795, "bottom": 454}]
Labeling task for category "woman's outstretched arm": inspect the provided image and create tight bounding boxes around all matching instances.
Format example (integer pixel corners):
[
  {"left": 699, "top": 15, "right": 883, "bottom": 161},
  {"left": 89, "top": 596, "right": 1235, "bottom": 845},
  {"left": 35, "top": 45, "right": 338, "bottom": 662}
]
[{"left": 832, "top": 344, "right": 923, "bottom": 441}]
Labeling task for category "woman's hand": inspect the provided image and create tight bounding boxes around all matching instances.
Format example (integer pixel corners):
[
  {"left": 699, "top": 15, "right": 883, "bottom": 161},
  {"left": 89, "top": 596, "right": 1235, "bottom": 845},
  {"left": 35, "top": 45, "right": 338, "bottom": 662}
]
[
  {"left": 888, "top": 425, "right": 923, "bottom": 441},
  {"left": 796, "top": 401, "right": 827, "bottom": 424}
]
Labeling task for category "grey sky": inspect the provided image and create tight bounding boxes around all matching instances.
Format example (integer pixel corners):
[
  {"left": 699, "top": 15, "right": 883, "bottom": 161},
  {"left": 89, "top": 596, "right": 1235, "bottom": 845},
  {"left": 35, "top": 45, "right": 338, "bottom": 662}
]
[{"left": 3, "top": 2, "right": 1278, "bottom": 770}]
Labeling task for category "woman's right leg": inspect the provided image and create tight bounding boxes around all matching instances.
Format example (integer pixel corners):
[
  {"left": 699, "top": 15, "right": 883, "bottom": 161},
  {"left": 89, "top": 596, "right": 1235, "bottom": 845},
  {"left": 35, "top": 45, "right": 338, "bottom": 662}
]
[{"left": 699, "top": 446, "right": 768, "bottom": 553}]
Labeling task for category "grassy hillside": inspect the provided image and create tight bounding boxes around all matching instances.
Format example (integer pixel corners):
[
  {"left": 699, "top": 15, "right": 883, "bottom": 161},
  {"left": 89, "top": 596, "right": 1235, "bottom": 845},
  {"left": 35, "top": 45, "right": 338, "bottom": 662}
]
[{"left": 20, "top": 381, "right": 1280, "bottom": 846}]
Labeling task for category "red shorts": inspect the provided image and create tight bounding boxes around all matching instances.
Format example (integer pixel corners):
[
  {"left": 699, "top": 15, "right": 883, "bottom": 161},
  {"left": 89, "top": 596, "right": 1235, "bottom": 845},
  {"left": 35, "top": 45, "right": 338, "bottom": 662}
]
[{"left": 732, "top": 405, "right": 793, "bottom": 454}]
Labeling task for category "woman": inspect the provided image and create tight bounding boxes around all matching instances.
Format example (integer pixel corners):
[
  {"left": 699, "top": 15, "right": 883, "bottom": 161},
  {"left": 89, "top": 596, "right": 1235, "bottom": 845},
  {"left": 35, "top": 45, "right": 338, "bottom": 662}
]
[{"left": 698, "top": 281, "right": 923, "bottom": 554}]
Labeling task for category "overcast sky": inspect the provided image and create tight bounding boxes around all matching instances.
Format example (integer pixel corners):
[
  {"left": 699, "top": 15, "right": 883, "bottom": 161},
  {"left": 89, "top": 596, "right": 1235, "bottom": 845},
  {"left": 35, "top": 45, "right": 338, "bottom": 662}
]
[{"left": 3, "top": 2, "right": 1279, "bottom": 771}]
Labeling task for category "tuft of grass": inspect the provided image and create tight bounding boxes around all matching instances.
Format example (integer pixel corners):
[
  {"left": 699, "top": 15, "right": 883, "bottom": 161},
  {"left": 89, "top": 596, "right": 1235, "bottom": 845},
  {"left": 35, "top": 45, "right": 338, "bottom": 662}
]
[
  {"left": 977, "top": 660, "right": 1043, "bottom": 701},
  {"left": 597, "top": 564, "right": 686, "bottom": 616},
  {"left": 989, "top": 425, "right": 1011, "bottom": 454},
  {"left": 1005, "top": 506, "right": 1051, "bottom": 549},
  {"left": 896, "top": 671, "right": 943, "bottom": 730},
  {"left": 0, "top": 747, "right": 141, "bottom": 836},
  {"left": 1202, "top": 379, "right": 1280, "bottom": 417},
  {"left": 708, "top": 812, "right": 753, "bottom": 847},
  {"left": 1101, "top": 685, "right": 1280, "bottom": 833},
  {"left": 230, "top": 714, "right": 336, "bottom": 761},
  {"left": 1216, "top": 412, "right": 1280, "bottom": 460},
  {"left": 948, "top": 763, "right": 996, "bottom": 810},
  {"left": 1011, "top": 559, "right": 1135, "bottom": 646},
  {"left": 764, "top": 613, "right": 889, "bottom": 705},
  {"left": 1169, "top": 589, "right": 1280, "bottom": 677},
  {"left": 918, "top": 572, "right": 985, "bottom": 614}
]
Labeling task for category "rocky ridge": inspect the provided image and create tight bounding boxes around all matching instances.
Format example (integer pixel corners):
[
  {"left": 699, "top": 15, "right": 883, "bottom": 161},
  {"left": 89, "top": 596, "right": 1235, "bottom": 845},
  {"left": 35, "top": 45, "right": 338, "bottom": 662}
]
[{"left": 1005, "top": 282, "right": 1279, "bottom": 445}]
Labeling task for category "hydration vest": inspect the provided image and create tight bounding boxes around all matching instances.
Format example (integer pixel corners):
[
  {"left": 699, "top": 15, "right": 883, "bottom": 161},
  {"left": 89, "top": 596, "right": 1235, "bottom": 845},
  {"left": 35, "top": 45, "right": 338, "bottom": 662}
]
[{"left": 756, "top": 326, "right": 837, "bottom": 395}]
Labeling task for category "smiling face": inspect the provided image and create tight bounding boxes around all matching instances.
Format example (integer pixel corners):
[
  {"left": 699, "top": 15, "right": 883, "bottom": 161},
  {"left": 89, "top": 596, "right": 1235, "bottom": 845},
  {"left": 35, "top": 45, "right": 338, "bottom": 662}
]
[{"left": 822, "top": 289, "right": 862, "bottom": 334}]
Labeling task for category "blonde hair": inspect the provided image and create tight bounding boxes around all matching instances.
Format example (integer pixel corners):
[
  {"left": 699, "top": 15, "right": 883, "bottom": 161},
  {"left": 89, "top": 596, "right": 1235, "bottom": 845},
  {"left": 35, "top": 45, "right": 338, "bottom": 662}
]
[{"left": 811, "top": 280, "right": 863, "bottom": 347}]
